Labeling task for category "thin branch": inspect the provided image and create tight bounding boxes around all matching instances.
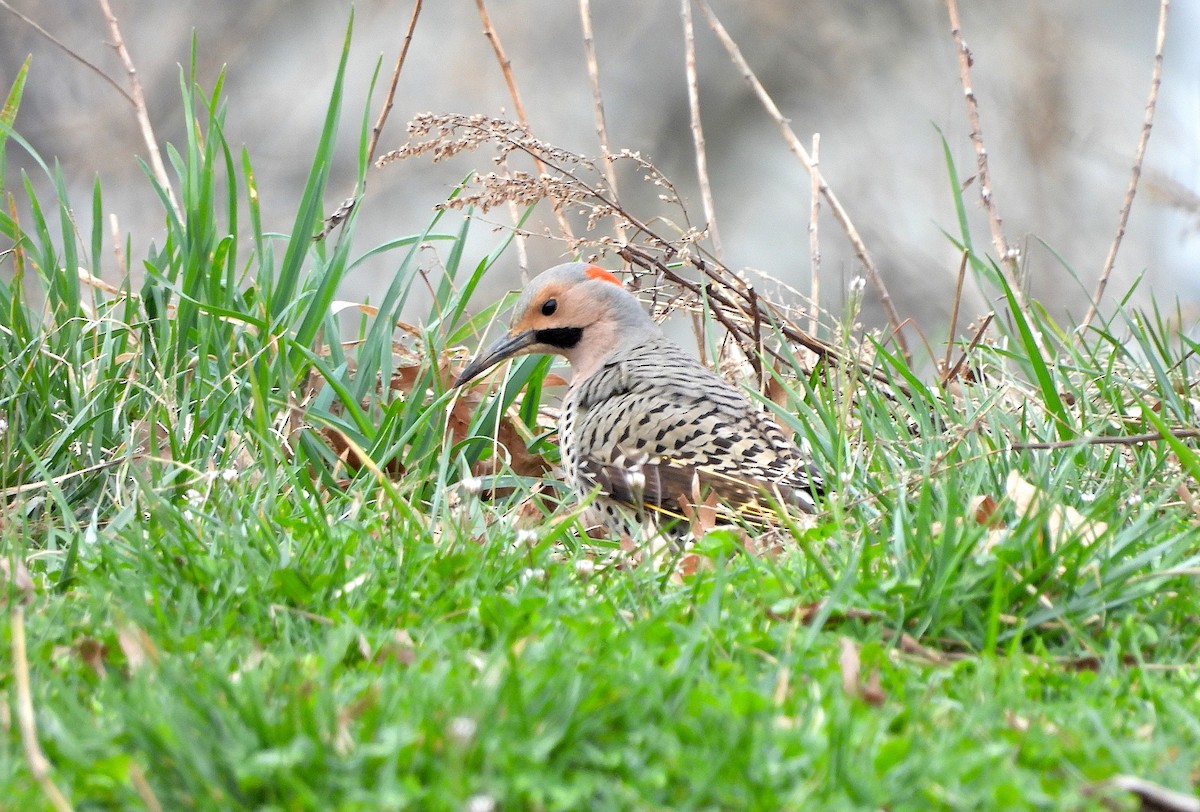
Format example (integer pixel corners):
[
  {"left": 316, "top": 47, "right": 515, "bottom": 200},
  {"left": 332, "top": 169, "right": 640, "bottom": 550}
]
[
  {"left": 13, "top": 607, "right": 75, "bottom": 812},
  {"left": 808, "top": 133, "right": 820, "bottom": 337},
  {"left": 473, "top": 0, "right": 572, "bottom": 262},
  {"left": 0, "top": 0, "right": 132, "bottom": 104},
  {"left": 474, "top": 0, "right": 531, "bottom": 130},
  {"left": 680, "top": 0, "right": 720, "bottom": 256},
  {"left": 96, "top": 0, "right": 179, "bottom": 219},
  {"left": 366, "top": 0, "right": 424, "bottom": 171},
  {"left": 694, "top": 0, "right": 909, "bottom": 363},
  {"left": 579, "top": 0, "right": 627, "bottom": 247},
  {"left": 1012, "top": 427, "right": 1200, "bottom": 451},
  {"left": 944, "top": 0, "right": 1021, "bottom": 299},
  {"left": 1081, "top": 0, "right": 1170, "bottom": 331}
]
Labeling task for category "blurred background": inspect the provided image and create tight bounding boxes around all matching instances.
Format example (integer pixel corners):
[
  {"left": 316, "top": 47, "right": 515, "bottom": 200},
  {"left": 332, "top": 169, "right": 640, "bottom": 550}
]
[{"left": 1, "top": 0, "right": 1197, "bottom": 338}]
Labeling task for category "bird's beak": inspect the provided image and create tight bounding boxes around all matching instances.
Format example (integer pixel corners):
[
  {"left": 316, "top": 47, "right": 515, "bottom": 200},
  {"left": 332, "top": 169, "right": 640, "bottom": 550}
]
[{"left": 453, "top": 329, "right": 539, "bottom": 387}]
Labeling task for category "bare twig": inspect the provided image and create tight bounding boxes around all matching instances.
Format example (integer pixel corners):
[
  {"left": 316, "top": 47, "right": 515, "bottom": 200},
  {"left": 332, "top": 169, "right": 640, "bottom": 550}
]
[
  {"left": 579, "top": 0, "right": 627, "bottom": 247},
  {"left": 680, "top": 0, "right": 721, "bottom": 256},
  {"left": 366, "top": 0, "right": 424, "bottom": 171},
  {"left": 12, "top": 607, "right": 75, "bottom": 812},
  {"left": 96, "top": 0, "right": 179, "bottom": 219},
  {"left": 474, "top": 0, "right": 574, "bottom": 250},
  {"left": 694, "top": 0, "right": 909, "bottom": 362},
  {"left": 0, "top": 0, "right": 132, "bottom": 103},
  {"left": 1012, "top": 427, "right": 1200, "bottom": 451},
  {"left": 1081, "top": 0, "right": 1170, "bottom": 331},
  {"left": 945, "top": 0, "right": 1020, "bottom": 299},
  {"left": 808, "top": 133, "right": 820, "bottom": 337}
]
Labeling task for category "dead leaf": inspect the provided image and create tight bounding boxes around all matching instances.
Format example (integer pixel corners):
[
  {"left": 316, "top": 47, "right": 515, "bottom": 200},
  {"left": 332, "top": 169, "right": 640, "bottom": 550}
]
[
  {"left": 75, "top": 637, "right": 109, "bottom": 677},
  {"left": 0, "top": 556, "right": 34, "bottom": 605},
  {"left": 1175, "top": 482, "right": 1200, "bottom": 520},
  {"left": 1005, "top": 471, "right": 1107, "bottom": 549},
  {"left": 838, "top": 636, "right": 861, "bottom": 699},
  {"left": 861, "top": 668, "right": 886, "bottom": 706},
  {"left": 374, "top": 629, "right": 417, "bottom": 666},
  {"left": 674, "top": 552, "right": 707, "bottom": 579},
  {"left": 969, "top": 494, "right": 1003, "bottom": 527},
  {"left": 116, "top": 622, "right": 160, "bottom": 672}
]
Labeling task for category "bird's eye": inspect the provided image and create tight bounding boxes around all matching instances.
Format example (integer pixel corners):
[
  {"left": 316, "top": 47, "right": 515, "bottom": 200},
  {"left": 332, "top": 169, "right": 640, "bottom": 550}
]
[{"left": 541, "top": 298, "right": 558, "bottom": 316}]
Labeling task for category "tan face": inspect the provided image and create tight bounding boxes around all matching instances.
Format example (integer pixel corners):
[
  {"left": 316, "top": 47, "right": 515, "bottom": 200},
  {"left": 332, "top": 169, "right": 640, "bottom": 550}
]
[
  {"left": 506, "top": 281, "right": 597, "bottom": 336},
  {"left": 454, "top": 265, "right": 623, "bottom": 387}
]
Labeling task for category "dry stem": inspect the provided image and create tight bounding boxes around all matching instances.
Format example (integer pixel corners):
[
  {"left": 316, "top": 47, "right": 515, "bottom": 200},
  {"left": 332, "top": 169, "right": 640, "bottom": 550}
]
[
  {"left": 579, "top": 0, "right": 628, "bottom": 247},
  {"left": 695, "top": 0, "right": 909, "bottom": 362},
  {"left": 808, "top": 133, "right": 821, "bottom": 337},
  {"left": 944, "top": 0, "right": 1020, "bottom": 303},
  {"left": 0, "top": 0, "right": 132, "bottom": 103},
  {"left": 681, "top": 0, "right": 721, "bottom": 256},
  {"left": 366, "top": 0, "right": 424, "bottom": 171},
  {"left": 1081, "top": 0, "right": 1170, "bottom": 331},
  {"left": 12, "top": 607, "right": 75, "bottom": 812},
  {"left": 1012, "top": 426, "right": 1200, "bottom": 451},
  {"left": 474, "top": 0, "right": 574, "bottom": 251},
  {"left": 96, "top": 0, "right": 179, "bottom": 220}
]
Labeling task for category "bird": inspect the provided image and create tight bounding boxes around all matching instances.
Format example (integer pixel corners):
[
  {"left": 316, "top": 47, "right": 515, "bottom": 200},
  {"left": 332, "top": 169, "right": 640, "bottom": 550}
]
[{"left": 454, "top": 262, "right": 821, "bottom": 542}]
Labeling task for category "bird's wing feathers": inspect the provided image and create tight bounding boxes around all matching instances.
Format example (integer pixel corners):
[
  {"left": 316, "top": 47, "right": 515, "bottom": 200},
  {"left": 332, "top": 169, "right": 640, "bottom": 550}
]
[
  {"left": 581, "top": 449, "right": 816, "bottom": 528},
  {"left": 571, "top": 347, "right": 820, "bottom": 525}
]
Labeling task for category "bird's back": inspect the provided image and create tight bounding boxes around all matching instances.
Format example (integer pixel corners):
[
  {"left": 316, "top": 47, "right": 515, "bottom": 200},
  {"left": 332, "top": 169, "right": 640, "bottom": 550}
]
[{"left": 560, "top": 333, "right": 819, "bottom": 539}]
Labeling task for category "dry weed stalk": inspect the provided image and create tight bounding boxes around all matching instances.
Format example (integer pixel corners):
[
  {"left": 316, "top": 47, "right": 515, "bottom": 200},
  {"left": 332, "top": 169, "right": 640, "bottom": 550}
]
[
  {"left": 0, "top": 0, "right": 130, "bottom": 102},
  {"left": 808, "top": 133, "right": 821, "bottom": 338},
  {"left": 1081, "top": 0, "right": 1170, "bottom": 331},
  {"left": 680, "top": 0, "right": 721, "bottom": 257},
  {"left": 578, "top": 0, "right": 628, "bottom": 247},
  {"left": 474, "top": 0, "right": 574, "bottom": 258},
  {"left": 945, "top": 0, "right": 1020, "bottom": 306},
  {"left": 379, "top": 113, "right": 902, "bottom": 394},
  {"left": 97, "top": 0, "right": 178, "bottom": 219},
  {"left": 365, "top": 0, "right": 424, "bottom": 171},
  {"left": 693, "top": 0, "right": 909, "bottom": 364}
]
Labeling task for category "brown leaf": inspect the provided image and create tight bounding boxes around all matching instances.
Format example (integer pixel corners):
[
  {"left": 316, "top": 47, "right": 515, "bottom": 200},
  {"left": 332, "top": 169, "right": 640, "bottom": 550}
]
[
  {"left": 969, "top": 494, "right": 1003, "bottom": 527},
  {"left": 321, "top": 425, "right": 406, "bottom": 477},
  {"left": 75, "top": 637, "right": 109, "bottom": 677},
  {"left": 861, "top": 669, "right": 887, "bottom": 706},
  {"left": 675, "top": 552, "right": 707, "bottom": 579}
]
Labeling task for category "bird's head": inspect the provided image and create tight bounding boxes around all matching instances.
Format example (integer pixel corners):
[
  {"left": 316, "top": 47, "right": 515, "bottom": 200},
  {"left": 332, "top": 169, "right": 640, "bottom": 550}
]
[{"left": 454, "top": 262, "right": 654, "bottom": 387}]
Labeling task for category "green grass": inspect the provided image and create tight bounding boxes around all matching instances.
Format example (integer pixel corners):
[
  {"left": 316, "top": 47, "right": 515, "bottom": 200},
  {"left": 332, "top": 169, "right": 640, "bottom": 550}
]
[{"left": 4, "top": 22, "right": 1200, "bottom": 812}]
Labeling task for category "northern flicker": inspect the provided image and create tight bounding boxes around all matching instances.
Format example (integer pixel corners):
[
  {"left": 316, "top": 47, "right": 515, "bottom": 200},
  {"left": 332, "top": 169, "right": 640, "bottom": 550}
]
[{"left": 454, "top": 262, "right": 821, "bottom": 540}]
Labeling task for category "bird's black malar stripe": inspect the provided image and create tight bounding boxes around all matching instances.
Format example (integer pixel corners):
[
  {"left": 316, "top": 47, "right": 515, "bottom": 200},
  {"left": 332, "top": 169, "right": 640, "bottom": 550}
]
[{"left": 535, "top": 327, "right": 583, "bottom": 349}]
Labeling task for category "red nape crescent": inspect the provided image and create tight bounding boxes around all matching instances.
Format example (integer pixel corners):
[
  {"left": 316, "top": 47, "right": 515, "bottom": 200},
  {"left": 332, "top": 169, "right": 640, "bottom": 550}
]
[{"left": 585, "top": 265, "right": 622, "bottom": 286}]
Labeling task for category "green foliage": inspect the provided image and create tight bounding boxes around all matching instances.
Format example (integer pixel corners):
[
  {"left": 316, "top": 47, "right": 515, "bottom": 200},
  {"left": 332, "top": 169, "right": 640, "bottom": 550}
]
[{"left": 2, "top": 21, "right": 1199, "bottom": 812}]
